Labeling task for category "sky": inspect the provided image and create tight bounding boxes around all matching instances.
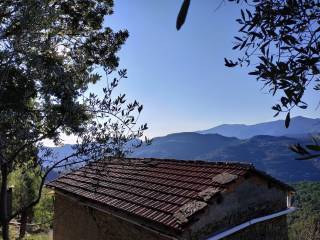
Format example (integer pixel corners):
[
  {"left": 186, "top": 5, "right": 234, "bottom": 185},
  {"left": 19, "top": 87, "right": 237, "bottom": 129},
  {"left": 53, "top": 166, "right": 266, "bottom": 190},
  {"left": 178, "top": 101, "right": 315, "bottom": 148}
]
[{"left": 83, "top": 0, "right": 319, "bottom": 139}]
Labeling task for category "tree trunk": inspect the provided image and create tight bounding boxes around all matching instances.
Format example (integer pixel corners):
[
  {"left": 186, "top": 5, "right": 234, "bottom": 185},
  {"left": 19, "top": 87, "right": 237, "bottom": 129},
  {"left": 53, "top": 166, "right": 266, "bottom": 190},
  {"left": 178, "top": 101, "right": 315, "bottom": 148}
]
[
  {"left": 19, "top": 209, "right": 28, "bottom": 239},
  {"left": 0, "top": 164, "right": 9, "bottom": 240}
]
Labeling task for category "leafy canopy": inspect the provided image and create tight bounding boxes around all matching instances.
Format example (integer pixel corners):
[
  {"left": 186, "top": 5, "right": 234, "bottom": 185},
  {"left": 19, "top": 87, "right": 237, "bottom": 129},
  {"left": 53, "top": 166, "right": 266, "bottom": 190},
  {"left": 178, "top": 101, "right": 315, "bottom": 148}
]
[{"left": 0, "top": 1, "right": 147, "bottom": 238}]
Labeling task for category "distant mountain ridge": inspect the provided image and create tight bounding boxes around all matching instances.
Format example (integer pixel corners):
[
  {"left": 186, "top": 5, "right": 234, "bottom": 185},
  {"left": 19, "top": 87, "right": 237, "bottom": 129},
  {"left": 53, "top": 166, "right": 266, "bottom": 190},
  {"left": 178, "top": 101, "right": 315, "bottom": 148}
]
[
  {"left": 131, "top": 132, "right": 320, "bottom": 182},
  {"left": 47, "top": 133, "right": 320, "bottom": 182},
  {"left": 197, "top": 116, "right": 319, "bottom": 139},
  {"left": 45, "top": 116, "right": 320, "bottom": 183}
]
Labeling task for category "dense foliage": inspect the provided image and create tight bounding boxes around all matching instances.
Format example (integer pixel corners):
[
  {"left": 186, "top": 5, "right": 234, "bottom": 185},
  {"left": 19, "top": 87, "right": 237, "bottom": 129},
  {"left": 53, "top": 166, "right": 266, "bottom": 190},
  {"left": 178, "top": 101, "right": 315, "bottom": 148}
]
[
  {"left": 0, "top": 1, "right": 147, "bottom": 239},
  {"left": 288, "top": 182, "right": 320, "bottom": 239},
  {"left": 9, "top": 167, "right": 54, "bottom": 237},
  {"left": 33, "top": 189, "right": 54, "bottom": 232},
  {"left": 10, "top": 166, "right": 40, "bottom": 238}
]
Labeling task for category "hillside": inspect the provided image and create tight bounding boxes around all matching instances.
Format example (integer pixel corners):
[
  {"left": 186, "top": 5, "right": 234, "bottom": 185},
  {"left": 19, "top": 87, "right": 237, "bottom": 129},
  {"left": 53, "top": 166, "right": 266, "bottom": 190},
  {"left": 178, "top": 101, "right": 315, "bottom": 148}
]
[
  {"left": 131, "top": 132, "right": 239, "bottom": 159},
  {"left": 197, "top": 116, "right": 319, "bottom": 139},
  {"left": 45, "top": 121, "right": 320, "bottom": 183},
  {"left": 288, "top": 182, "right": 320, "bottom": 239},
  {"left": 132, "top": 133, "right": 320, "bottom": 182}
]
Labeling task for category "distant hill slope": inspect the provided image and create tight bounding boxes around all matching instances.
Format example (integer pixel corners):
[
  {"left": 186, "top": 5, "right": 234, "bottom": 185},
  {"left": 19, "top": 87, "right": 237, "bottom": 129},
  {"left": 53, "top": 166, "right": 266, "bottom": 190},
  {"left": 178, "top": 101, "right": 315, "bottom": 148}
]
[
  {"left": 197, "top": 116, "right": 319, "bottom": 139},
  {"left": 131, "top": 132, "right": 239, "bottom": 160},
  {"left": 131, "top": 132, "right": 320, "bottom": 182},
  {"left": 45, "top": 125, "right": 320, "bottom": 182}
]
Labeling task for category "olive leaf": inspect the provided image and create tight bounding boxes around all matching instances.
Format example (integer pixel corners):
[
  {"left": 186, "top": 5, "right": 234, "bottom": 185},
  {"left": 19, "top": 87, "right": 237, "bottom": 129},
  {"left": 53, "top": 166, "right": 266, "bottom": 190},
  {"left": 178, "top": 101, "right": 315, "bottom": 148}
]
[{"left": 176, "top": 0, "right": 191, "bottom": 30}]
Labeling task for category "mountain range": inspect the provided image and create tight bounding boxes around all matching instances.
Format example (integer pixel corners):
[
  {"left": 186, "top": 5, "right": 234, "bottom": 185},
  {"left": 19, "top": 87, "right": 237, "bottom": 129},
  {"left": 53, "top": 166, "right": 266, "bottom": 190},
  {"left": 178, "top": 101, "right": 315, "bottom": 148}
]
[
  {"left": 47, "top": 116, "right": 320, "bottom": 183},
  {"left": 131, "top": 132, "right": 320, "bottom": 182},
  {"left": 196, "top": 116, "right": 319, "bottom": 139}
]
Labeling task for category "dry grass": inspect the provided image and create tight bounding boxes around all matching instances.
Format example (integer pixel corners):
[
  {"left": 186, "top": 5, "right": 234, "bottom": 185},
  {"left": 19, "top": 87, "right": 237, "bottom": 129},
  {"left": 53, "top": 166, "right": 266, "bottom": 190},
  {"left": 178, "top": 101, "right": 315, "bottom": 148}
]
[{"left": 3, "top": 225, "right": 52, "bottom": 240}]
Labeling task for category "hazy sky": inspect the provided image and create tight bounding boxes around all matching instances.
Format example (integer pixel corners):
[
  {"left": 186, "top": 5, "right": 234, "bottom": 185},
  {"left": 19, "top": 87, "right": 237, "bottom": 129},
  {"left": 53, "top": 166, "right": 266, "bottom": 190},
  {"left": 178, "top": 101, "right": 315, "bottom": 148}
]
[{"left": 88, "top": 0, "right": 318, "bottom": 138}]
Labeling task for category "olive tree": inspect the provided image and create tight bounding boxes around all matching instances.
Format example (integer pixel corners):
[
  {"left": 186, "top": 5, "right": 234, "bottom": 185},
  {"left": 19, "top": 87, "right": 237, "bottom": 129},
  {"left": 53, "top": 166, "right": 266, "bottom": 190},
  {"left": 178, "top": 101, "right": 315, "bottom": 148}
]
[
  {"left": 0, "top": 1, "right": 147, "bottom": 239},
  {"left": 176, "top": 0, "right": 320, "bottom": 160}
]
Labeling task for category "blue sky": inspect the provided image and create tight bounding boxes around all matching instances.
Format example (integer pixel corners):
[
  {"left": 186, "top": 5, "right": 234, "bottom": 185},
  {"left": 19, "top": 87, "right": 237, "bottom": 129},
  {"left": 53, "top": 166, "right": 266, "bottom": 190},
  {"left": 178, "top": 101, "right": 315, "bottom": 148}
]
[{"left": 90, "top": 0, "right": 319, "bottom": 138}]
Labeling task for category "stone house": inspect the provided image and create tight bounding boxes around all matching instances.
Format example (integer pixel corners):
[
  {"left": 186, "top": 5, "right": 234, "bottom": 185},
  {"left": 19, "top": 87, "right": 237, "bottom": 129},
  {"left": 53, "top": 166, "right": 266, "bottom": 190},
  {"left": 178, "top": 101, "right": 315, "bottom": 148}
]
[{"left": 47, "top": 158, "right": 295, "bottom": 240}]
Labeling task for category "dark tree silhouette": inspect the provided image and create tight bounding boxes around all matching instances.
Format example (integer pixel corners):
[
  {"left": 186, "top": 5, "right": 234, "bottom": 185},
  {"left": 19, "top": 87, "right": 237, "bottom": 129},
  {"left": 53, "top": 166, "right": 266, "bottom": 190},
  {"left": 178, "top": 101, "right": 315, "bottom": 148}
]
[{"left": 0, "top": 1, "right": 147, "bottom": 239}]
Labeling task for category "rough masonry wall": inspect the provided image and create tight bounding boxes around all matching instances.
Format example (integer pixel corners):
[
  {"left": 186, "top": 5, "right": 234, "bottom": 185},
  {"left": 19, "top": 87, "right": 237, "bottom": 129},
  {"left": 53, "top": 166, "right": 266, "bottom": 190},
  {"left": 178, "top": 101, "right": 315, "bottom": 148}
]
[
  {"left": 224, "top": 216, "right": 288, "bottom": 240},
  {"left": 53, "top": 193, "right": 172, "bottom": 240},
  {"left": 187, "top": 176, "right": 288, "bottom": 240}
]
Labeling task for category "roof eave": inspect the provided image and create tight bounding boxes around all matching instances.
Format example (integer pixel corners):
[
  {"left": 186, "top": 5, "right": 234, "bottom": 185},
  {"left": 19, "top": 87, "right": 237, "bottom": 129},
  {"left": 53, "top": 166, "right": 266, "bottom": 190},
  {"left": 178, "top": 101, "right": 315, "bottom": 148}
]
[{"left": 52, "top": 188, "right": 183, "bottom": 238}]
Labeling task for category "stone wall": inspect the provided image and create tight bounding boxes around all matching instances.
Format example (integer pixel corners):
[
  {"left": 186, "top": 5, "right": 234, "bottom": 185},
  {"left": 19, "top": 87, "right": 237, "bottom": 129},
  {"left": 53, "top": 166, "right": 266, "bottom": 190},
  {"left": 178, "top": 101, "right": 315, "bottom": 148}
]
[
  {"left": 53, "top": 193, "right": 173, "bottom": 240},
  {"left": 186, "top": 176, "right": 289, "bottom": 240},
  {"left": 224, "top": 216, "right": 288, "bottom": 240}
]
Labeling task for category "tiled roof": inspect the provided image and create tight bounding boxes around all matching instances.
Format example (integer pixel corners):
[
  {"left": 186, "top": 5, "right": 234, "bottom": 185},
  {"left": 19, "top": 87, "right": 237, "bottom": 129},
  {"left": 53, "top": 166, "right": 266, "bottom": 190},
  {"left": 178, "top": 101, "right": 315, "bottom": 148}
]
[{"left": 47, "top": 158, "right": 293, "bottom": 232}]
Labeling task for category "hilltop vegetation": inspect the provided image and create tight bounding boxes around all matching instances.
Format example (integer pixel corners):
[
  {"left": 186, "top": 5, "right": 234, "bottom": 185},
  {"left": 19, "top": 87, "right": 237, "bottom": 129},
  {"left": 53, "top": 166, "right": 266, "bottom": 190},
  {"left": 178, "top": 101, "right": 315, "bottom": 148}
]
[{"left": 288, "top": 182, "right": 320, "bottom": 240}]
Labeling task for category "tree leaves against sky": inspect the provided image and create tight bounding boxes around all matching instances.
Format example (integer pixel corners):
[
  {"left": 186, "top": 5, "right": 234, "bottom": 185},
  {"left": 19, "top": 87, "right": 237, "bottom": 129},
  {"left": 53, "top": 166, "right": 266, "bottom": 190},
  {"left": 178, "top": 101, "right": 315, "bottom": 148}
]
[
  {"left": 176, "top": 0, "right": 320, "bottom": 160},
  {"left": 0, "top": 1, "right": 147, "bottom": 239}
]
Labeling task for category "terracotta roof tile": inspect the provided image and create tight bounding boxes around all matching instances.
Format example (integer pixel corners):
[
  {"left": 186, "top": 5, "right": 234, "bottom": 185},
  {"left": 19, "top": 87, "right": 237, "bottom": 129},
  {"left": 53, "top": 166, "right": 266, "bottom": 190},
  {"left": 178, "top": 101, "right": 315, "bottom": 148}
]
[{"left": 47, "top": 157, "right": 293, "bottom": 231}]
